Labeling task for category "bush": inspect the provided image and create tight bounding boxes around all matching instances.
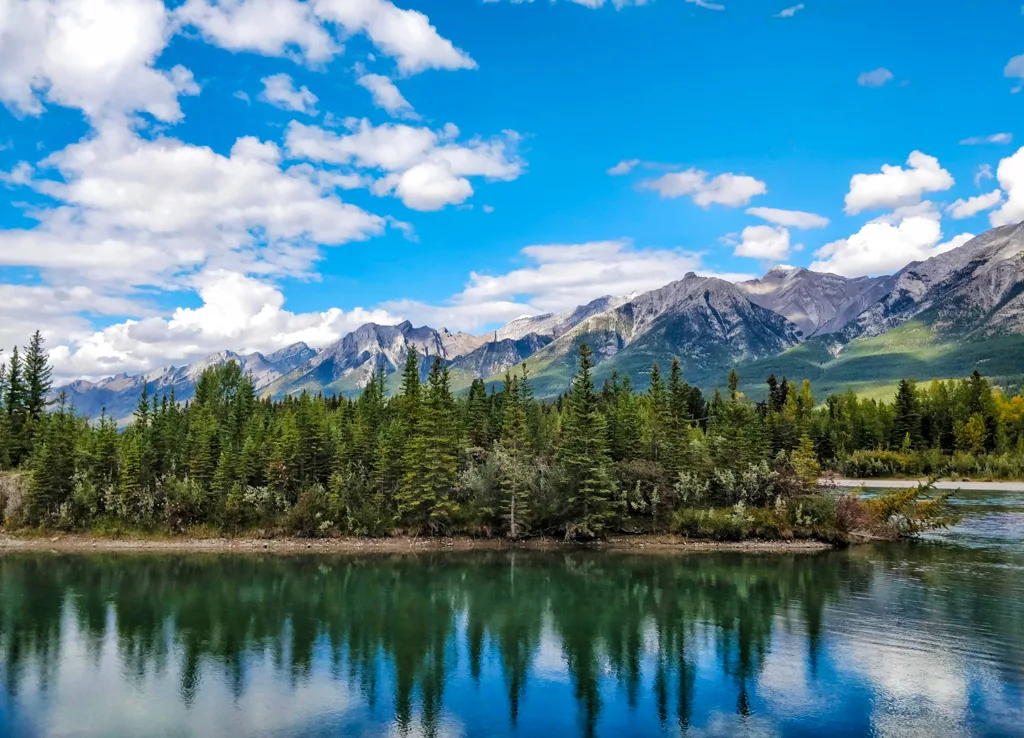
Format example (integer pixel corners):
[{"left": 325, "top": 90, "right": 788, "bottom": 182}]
[
  {"left": 285, "top": 485, "right": 335, "bottom": 538},
  {"left": 164, "top": 477, "right": 214, "bottom": 534},
  {"left": 671, "top": 503, "right": 787, "bottom": 541}
]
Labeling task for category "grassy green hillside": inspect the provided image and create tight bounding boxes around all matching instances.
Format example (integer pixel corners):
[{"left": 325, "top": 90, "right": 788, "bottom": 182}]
[{"left": 725, "top": 321, "right": 1024, "bottom": 400}]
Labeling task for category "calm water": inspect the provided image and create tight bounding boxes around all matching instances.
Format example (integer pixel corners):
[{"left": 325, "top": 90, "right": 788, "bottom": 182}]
[{"left": 1, "top": 493, "right": 1023, "bottom": 737}]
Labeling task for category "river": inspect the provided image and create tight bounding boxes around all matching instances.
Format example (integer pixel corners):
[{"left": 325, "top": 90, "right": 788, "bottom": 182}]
[{"left": 0, "top": 488, "right": 1022, "bottom": 737}]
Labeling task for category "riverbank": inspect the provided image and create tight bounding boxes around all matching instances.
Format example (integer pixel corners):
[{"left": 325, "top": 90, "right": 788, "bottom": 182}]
[
  {"left": 828, "top": 478, "right": 1024, "bottom": 491},
  {"left": 0, "top": 532, "right": 832, "bottom": 555}
]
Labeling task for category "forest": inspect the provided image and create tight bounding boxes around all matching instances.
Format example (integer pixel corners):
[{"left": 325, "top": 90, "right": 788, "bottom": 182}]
[{"left": 1, "top": 331, "right": 1015, "bottom": 540}]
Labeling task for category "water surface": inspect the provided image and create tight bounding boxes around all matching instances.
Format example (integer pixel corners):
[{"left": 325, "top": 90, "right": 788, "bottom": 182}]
[{"left": 1, "top": 492, "right": 1023, "bottom": 737}]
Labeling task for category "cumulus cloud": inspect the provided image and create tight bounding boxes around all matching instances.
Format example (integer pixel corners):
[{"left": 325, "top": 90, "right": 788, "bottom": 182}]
[
  {"left": 857, "top": 68, "right": 894, "bottom": 87},
  {"left": 356, "top": 71, "right": 417, "bottom": 119},
  {"left": 733, "top": 225, "right": 792, "bottom": 260},
  {"left": 177, "top": 0, "right": 475, "bottom": 74},
  {"left": 746, "top": 207, "right": 828, "bottom": 229},
  {"left": 285, "top": 119, "right": 523, "bottom": 210},
  {"left": 989, "top": 146, "right": 1024, "bottom": 226},
  {"left": 175, "top": 0, "right": 337, "bottom": 63},
  {"left": 313, "top": 0, "right": 476, "bottom": 75},
  {"left": 259, "top": 73, "right": 318, "bottom": 114},
  {"left": 844, "top": 151, "right": 955, "bottom": 215},
  {"left": 0, "top": 0, "right": 198, "bottom": 122},
  {"left": 382, "top": 240, "right": 752, "bottom": 332},
  {"left": 960, "top": 133, "right": 1013, "bottom": 145},
  {"left": 773, "top": 4, "right": 804, "bottom": 18},
  {"left": 811, "top": 209, "right": 973, "bottom": 277},
  {"left": 0, "top": 122, "right": 385, "bottom": 289},
  {"left": 48, "top": 270, "right": 402, "bottom": 379},
  {"left": 638, "top": 168, "right": 767, "bottom": 208},
  {"left": 946, "top": 190, "right": 1003, "bottom": 220}
]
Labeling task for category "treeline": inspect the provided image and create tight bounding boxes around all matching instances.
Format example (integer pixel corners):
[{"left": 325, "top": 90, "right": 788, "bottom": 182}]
[{"left": 0, "top": 332, "right": 1002, "bottom": 537}]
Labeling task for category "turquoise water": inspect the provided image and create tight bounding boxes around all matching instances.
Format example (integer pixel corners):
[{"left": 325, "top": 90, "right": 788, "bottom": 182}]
[{"left": 0, "top": 492, "right": 1022, "bottom": 737}]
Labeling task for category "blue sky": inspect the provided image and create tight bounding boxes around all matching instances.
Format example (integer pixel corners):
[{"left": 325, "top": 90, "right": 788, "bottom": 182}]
[{"left": 0, "top": 0, "right": 1022, "bottom": 379}]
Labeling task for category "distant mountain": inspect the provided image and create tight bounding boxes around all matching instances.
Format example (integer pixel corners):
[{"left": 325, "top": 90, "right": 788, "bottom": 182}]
[
  {"left": 60, "top": 342, "right": 316, "bottom": 424},
  {"left": 55, "top": 221, "right": 1024, "bottom": 417},
  {"left": 842, "top": 221, "right": 1024, "bottom": 340},
  {"left": 738, "top": 266, "right": 895, "bottom": 337},
  {"left": 265, "top": 321, "right": 449, "bottom": 398},
  {"left": 506, "top": 273, "right": 804, "bottom": 397},
  {"left": 494, "top": 294, "right": 633, "bottom": 341}
]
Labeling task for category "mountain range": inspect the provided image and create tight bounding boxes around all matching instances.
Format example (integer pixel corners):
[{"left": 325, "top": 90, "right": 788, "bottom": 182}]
[{"left": 57, "top": 221, "right": 1024, "bottom": 422}]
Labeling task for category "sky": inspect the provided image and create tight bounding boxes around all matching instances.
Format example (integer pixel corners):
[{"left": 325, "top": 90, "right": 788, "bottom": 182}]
[{"left": 1, "top": 0, "right": 1023, "bottom": 381}]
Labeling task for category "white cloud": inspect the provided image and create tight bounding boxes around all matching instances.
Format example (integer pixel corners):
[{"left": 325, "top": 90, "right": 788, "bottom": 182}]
[
  {"left": 259, "top": 73, "right": 318, "bottom": 114},
  {"left": 638, "top": 168, "right": 767, "bottom": 208},
  {"left": 607, "top": 159, "right": 641, "bottom": 176},
  {"left": 1005, "top": 54, "right": 1024, "bottom": 93},
  {"left": 734, "top": 225, "right": 792, "bottom": 260},
  {"left": 857, "top": 68, "right": 894, "bottom": 88},
  {"left": 356, "top": 72, "right": 417, "bottom": 119},
  {"left": 382, "top": 240, "right": 751, "bottom": 332},
  {"left": 48, "top": 270, "right": 402, "bottom": 379},
  {"left": 175, "top": 0, "right": 337, "bottom": 64},
  {"left": 285, "top": 119, "right": 523, "bottom": 210},
  {"left": 313, "top": 0, "right": 476, "bottom": 75},
  {"left": 811, "top": 210, "right": 973, "bottom": 277},
  {"left": 975, "top": 164, "right": 994, "bottom": 187},
  {"left": 746, "top": 206, "right": 828, "bottom": 229},
  {"left": 0, "top": 122, "right": 385, "bottom": 289},
  {"left": 960, "top": 133, "right": 1013, "bottom": 145},
  {"left": 773, "top": 4, "right": 804, "bottom": 18},
  {"left": 0, "top": 0, "right": 197, "bottom": 122},
  {"left": 482, "top": 204, "right": 495, "bottom": 213},
  {"left": 946, "top": 190, "right": 1003, "bottom": 220},
  {"left": 990, "top": 146, "right": 1024, "bottom": 226},
  {"left": 177, "top": 0, "right": 475, "bottom": 75},
  {"left": 844, "top": 151, "right": 955, "bottom": 215}
]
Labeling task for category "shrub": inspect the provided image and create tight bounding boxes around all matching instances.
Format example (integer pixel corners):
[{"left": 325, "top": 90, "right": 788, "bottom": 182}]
[
  {"left": 671, "top": 504, "right": 787, "bottom": 541},
  {"left": 285, "top": 485, "right": 335, "bottom": 538},
  {"left": 861, "top": 482, "right": 961, "bottom": 538}
]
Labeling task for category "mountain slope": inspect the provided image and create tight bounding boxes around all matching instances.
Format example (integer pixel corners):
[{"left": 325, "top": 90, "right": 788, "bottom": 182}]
[
  {"left": 843, "top": 221, "right": 1024, "bottom": 340},
  {"left": 266, "top": 321, "right": 453, "bottom": 398},
  {"left": 60, "top": 342, "right": 317, "bottom": 424},
  {"left": 499, "top": 273, "right": 804, "bottom": 397},
  {"left": 738, "top": 266, "right": 894, "bottom": 337}
]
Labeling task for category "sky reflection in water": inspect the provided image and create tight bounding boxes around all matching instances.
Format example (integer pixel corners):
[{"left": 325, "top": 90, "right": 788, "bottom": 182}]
[{"left": 0, "top": 493, "right": 1023, "bottom": 737}]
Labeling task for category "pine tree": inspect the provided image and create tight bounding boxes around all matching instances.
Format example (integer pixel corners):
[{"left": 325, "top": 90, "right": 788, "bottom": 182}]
[
  {"left": 557, "top": 344, "right": 617, "bottom": 540},
  {"left": 398, "top": 357, "right": 459, "bottom": 534},
  {"left": 27, "top": 392, "right": 79, "bottom": 526},
  {"left": 498, "top": 375, "right": 531, "bottom": 538},
  {"left": 5, "top": 346, "right": 27, "bottom": 466},
  {"left": 646, "top": 362, "right": 670, "bottom": 463},
  {"left": 466, "top": 379, "right": 490, "bottom": 449},
  {"left": 23, "top": 330, "right": 52, "bottom": 422},
  {"left": 892, "top": 379, "right": 922, "bottom": 449}
]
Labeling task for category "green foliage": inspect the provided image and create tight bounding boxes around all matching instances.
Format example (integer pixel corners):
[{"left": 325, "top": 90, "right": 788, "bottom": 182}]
[
  {"left": 0, "top": 328, "right": 1020, "bottom": 543},
  {"left": 861, "top": 481, "right": 962, "bottom": 537}
]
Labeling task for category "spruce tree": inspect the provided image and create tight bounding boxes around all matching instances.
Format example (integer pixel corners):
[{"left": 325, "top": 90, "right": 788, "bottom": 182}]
[
  {"left": 498, "top": 375, "right": 530, "bottom": 538},
  {"left": 646, "top": 362, "right": 670, "bottom": 463},
  {"left": 27, "top": 392, "right": 79, "bottom": 526},
  {"left": 557, "top": 344, "right": 616, "bottom": 540},
  {"left": 398, "top": 357, "right": 459, "bottom": 533},
  {"left": 892, "top": 379, "right": 922, "bottom": 449},
  {"left": 5, "top": 346, "right": 27, "bottom": 466},
  {"left": 23, "top": 330, "right": 52, "bottom": 422}
]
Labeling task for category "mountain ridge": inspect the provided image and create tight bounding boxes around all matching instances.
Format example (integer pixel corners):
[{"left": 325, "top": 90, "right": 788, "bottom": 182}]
[{"left": 54, "top": 221, "right": 1024, "bottom": 418}]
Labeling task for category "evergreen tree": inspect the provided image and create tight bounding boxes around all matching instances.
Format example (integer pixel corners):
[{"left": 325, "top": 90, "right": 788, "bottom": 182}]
[
  {"left": 23, "top": 330, "right": 52, "bottom": 422},
  {"left": 398, "top": 357, "right": 460, "bottom": 533},
  {"left": 557, "top": 344, "right": 616, "bottom": 540},
  {"left": 5, "top": 346, "right": 27, "bottom": 466},
  {"left": 891, "top": 379, "right": 922, "bottom": 449},
  {"left": 646, "top": 363, "right": 670, "bottom": 463},
  {"left": 26, "top": 392, "right": 79, "bottom": 525}
]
